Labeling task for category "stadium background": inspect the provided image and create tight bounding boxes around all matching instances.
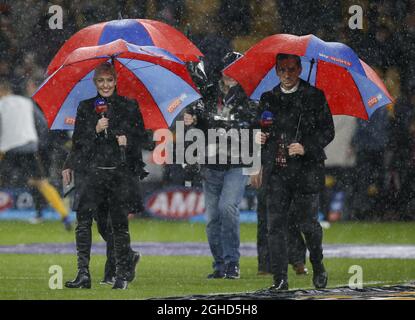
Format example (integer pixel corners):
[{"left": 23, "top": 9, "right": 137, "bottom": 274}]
[{"left": 0, "top": 0, "right": 415, "bottom": 301}]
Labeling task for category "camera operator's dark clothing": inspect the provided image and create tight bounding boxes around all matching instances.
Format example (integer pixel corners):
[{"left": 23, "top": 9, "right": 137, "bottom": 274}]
[
  {"left": 258, "top": 80, "right": 334, "bottom": 283},
  {"left": 196, "top": 84, "right": 257, "bottom": 171},
  {"left": 68, "top": 93, "right": 145, "bottom": 279}
]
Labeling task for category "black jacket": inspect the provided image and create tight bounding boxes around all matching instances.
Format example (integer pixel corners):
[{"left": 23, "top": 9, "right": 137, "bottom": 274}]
[
  {"left": 65, "top": 93, "right": 146, "bottom": 211},
  {"left": 68, "top": 94, "right": 144, "bottom": 173},
  {"left": 258, "top": 80, "right": 335, "bottom": 193},
  {"left": 195, "top": 83, "right": 257, "bottom": 170}
]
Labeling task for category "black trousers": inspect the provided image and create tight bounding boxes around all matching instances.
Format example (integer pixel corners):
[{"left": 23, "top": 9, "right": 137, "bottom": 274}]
[
  {"left": 266, "top": 173, "right": 323, "bottom": 283},
  {"left": 75, "top": 168, "right": 132, "bottom": 279},
  {"left": 257, "top": 187, "right": 307, "bottom": 273},
  {"left": 94, "top": 202, "right": 136, "bottom": 279}
]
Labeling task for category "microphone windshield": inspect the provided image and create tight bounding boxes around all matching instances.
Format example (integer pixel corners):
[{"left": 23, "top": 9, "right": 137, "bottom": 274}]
[
  {"left": 260, "top": 110, "right": 274, "bottom": 127},
  {"left": 94, "top": 98, "right": 108, "bottom": 114}
]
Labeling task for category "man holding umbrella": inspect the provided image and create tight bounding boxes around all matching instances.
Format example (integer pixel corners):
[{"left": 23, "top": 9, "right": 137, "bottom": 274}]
[
  {"left": 63, "top": 62, "right": 145, "bottom": 290},
  {"left": 255, "top": 53, "right": 335, "bottom": 291}
]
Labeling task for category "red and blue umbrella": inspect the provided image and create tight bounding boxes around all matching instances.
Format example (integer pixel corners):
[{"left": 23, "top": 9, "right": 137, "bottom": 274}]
[
  {"left": 223, "top": 34, "right": 394, "bottom": 120},
  {"left": 47, "top": 19, "right": 203, "bottom": 75},
  {"left": 33, "top": 39, "right": 201, "bottom": 130}
]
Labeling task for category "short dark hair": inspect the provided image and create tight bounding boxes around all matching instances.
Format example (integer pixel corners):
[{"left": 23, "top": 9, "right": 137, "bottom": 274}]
[{"left": 276, "top": 53, "right": 302, "bottom": 68}]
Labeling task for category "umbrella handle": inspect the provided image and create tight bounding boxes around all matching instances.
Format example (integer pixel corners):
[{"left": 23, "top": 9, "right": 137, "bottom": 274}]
[
  {"left": 307, "top": 58, "right": 315, "bottom": 83},
  {"left": 294, "top": 114, "right": 302, "bottom": 142}
]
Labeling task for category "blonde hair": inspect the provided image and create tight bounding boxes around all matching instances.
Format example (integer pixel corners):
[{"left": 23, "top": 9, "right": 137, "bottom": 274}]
[{"left": 93, "top": 62, "right": 117, "bottom": 81}]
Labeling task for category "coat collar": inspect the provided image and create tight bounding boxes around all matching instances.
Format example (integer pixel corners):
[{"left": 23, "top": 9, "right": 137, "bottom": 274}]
[{"left": 272, "top": 79, "right": 309, "bottom": 96}]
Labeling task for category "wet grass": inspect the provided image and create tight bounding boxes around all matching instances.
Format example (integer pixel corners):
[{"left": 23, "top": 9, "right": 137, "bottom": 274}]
[
  {"left": 0, "top": 219, "right": 415, "bottom": 245},
  {"left": 0, "top": 219, "right": 414, "bottom": 300},
  {"left": 0, "top": 254, "right": 414, "bottom": 300}
]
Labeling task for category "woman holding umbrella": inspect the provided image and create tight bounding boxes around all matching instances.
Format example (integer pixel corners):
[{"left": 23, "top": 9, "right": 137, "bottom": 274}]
[{"left": 63, "top": 62, "right": 145, "bottom": 290}]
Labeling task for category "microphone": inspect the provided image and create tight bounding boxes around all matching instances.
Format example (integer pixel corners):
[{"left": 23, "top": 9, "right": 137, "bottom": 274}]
[
  {"left": 94, "top": 98, "right": 108, "bottom": 139},
  {"left": 259, "top": 110, "right": 274, "bottom": 134}
]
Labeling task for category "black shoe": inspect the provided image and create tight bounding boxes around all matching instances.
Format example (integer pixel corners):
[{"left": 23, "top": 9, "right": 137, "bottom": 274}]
[
  {"left": 224, "top": 263, "right": 240, "bottom": 279},
  {"left": 313, "top": 263, "right": 328, "bottom": 289},
  {"left": 100, "top": 275, "right": 115, "bottom": 285},
  {"left": 126, "top": 251, "right": 141, "bottom": 282},
  {"left": 112, "top": 278, "right": 128, "bottom": 289},
  {"left": 62, "top": 217, "right": 72, "bottom": 231},
  {"left": 313, "top": 271, "right": 328, "bottom": 289},
  {"left": 207, "top": 270, "right": 225, "bottom": 279},
  {"left": 269, "top": 279, "right": 289, "bottom": 292},
  {"left": 65, "top": 269, "right": 91, "bottom": 289},
  {"left": 257, "top": 270, "right": 272, "bottom": 276}
]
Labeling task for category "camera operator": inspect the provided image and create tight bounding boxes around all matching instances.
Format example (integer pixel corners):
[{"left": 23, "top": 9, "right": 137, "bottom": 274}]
[
  {"left": 184, "top": 52, "right": 257, "bottom": 279},
  {"left": 162, "top": 61, "right": 208, "bottom": 188}
]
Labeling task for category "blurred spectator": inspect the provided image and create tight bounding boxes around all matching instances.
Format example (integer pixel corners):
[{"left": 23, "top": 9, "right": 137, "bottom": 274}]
[
  {"left": 218, "top": 0, "right": 251, "bottom": 38},
  {"left": 232, "top": 0, "right": 280, "bottom": 53},
  {"left": 181, "top": 0, "right": 221, "bottom": 36},
  {"left": 401, "top": 7, "right": 415, "bottom": 90},
  {"left": 323, "top": 116, "right": 357, "bottom": 220},
  {"left": 350, "top": 107, "right": 390, "bottom": 219},
  {"left": 115, "top": 0, "right": 148, "bottom": 19},
  {"left": 25, "top": 75, "right": 72, "bottom": 191},
  {"left": 192, "top": 12, "right": 233, "bottom": 87},
  {"left": 389, "top": 83, "right": 415, "bottom": 220},
  {"left": 155, "top": 0, "right": 185, "bottom": 27},
  {"left": 0, "top": 77, "right": 71, "bottom": 229}
]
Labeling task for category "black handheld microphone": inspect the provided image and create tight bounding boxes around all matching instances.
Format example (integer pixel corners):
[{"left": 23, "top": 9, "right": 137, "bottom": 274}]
[{"left": 94, "top": 98, "right": 108, "bottom": 139}]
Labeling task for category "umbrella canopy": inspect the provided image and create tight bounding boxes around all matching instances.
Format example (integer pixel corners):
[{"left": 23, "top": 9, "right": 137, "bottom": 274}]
[
  {"left": 47, "top": 18, "right": 203, "bottom": 75},
  {"left": 223, "top": 34, "right": 394, "bottom": 120},
  {"left": 33, "top": 39, "right": 201, "bottom": 130}
]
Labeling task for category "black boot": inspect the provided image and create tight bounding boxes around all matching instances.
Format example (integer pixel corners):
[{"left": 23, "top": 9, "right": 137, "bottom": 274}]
[
  {"left": 100, "top": 256, "right": 116, "bottom": 285},
  {"left": 268, "top": 279, "right": 289, "bottom": 292},
  {"left": 100, "top": 274, "right": 115, "bottom": 285},
  {"left": 312, "top": 263, "right": 328, "bottom": 289},
  {"left": 126, "top": 251, "right": 141, "bottom": 282},
  {"left": 65, "top": 269, "right": 91, "bottom": 289}
]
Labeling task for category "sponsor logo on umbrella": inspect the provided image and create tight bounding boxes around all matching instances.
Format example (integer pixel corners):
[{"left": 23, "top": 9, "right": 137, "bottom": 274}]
[
  {"left": 64, "top": 117, "right": 75, "bottom": 125},
  {"left": 319, "top": 53, "right": 352, "bottom": 67},
  {"left": 368, "top": 94, "right": 382, "bottom": 108},
  {"left": 167, "top": 94, "right": 187, "bottom": 113}
]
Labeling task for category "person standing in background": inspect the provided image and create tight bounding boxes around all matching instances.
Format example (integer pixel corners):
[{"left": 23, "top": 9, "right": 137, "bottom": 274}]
[{"left": 0, "top": 77, "right": 71, "bottom": 230}]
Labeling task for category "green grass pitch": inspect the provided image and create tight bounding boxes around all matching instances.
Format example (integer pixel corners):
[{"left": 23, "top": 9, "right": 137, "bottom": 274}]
[{"left": 0, "top": 220, "right": 414, "bottom": 299}]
